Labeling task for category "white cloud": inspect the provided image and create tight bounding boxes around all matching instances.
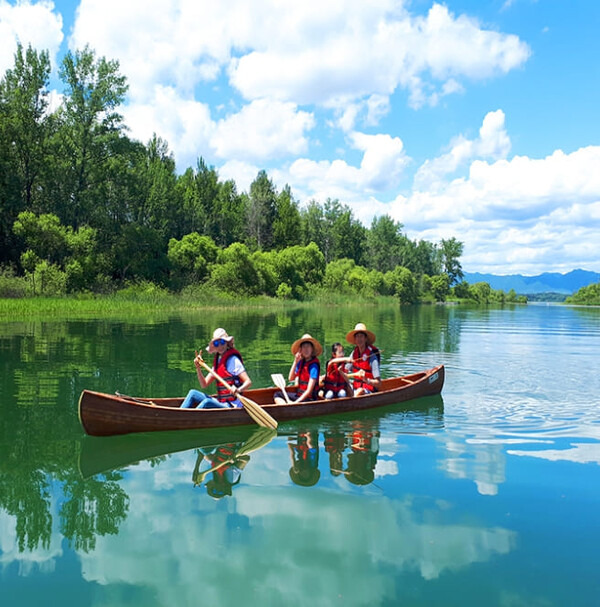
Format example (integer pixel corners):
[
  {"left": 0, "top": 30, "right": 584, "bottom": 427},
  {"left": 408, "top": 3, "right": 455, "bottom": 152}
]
[
  {"left": 389, "top": 144, "right": 600, "bottom": 273},
  {"left": 0, "top": 0, "right": 63, "bottom": 75},
  {"left": 285, "top": 131, "right": 409, "bottom": 200},
  {"left": 414, "top": 110, "right": 511, "bottom": 190},
  {"left": 63, "top": 0, "right": 530, "bottom": 168},
  {"left": 212, "top": 98, "right": 315, "bottom": 161}
]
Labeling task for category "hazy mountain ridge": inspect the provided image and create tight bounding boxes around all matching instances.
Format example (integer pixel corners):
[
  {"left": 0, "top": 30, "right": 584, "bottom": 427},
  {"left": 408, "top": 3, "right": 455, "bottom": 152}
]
[{"left": 462, "top": 269, "right": 600, "bottom": 294}]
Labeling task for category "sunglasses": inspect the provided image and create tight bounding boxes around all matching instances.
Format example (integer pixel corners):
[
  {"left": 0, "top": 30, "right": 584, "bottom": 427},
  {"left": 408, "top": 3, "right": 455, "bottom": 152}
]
[{"left": 213, "top": 338, "right": 227, "bottom": 347}]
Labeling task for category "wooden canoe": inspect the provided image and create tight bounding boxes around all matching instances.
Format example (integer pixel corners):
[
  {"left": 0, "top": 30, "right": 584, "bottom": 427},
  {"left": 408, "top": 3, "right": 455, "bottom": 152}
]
[{"left": 78, "top": 364, "right": 444, "bottom": 437}]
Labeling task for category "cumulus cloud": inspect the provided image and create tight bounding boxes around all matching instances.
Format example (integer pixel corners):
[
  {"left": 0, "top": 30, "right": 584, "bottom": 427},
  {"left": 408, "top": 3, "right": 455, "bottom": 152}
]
[
  {"left": 415, "top": 110, "right": 511, "bottom": 190},
  {"left": 0, "top": 0, "right": 63, "bottom": 74},
  {"left": 212, "top": 98, "right": 315, "bottom": 161},
  {"left": 62, "top": 0, "right": 530, "bottom": 164},
  {"left": 389, "top": 144, "right": 600, "bottom": 273}
]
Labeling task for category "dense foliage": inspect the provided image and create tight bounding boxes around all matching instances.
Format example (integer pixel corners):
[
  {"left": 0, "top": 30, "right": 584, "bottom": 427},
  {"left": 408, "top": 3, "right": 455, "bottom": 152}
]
[
  {"left": 0, "top": 44, "right": 523, "bottom": 305},
  {"left": 565, "top": 282, "right": 600, "bottom": 305}
]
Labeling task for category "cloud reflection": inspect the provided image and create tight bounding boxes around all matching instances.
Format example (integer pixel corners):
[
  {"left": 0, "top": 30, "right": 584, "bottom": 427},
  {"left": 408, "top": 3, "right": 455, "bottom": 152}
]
[{"left": 74, "top": 453, "right": 516, "bottom": 604}]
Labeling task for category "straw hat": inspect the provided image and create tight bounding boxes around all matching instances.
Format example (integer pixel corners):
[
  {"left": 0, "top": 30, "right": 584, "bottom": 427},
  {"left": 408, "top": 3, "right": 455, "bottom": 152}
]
[
  {"left": 345, "top": 323, "right": 376, "bottom": 345},
  {"left": 206, "top": 327, "right": 234, "bottom": 353},
  {"left": 291, "top": 333, "right": 323, "bottom": 357}
]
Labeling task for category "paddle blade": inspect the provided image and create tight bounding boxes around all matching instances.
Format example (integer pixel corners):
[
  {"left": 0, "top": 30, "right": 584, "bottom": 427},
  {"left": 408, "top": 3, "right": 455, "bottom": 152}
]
[
  {"left": 271, "top": 373, "right": 292, "bottom": 403},
  {"left": 239, "top": 394, "right": 278, "bottom": 430},
  {"left": 236, "top": 427, "right": 276, "bottom": 457}
]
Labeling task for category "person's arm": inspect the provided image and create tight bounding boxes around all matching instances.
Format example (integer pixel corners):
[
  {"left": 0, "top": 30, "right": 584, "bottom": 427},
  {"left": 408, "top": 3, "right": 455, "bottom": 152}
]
[
  {"left": 226, "top": 356, "right": 252, "bottom": 394},
  {"left": 367, "top": 357, "right": 382, "bottom": 390},
  {"left": 194, "top": 351, "right": 214, "bottom": 389},
  {"left": 288, "top": 352, "right": 301, "bottom": 383}
]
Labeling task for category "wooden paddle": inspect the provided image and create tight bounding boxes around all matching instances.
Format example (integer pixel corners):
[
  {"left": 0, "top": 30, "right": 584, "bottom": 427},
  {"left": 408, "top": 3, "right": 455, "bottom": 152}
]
[
  {"left": 193, "top": 426, "right": 276, "bottom": 485},
  {"left": 271, "top": 373, "right": 293, "bottom": 403},
  {"left": 115, "top": 392, "right": 157, "bottom": 406},
  {"left": 196, "top": 357, "right": 278, "bottom": 430}
]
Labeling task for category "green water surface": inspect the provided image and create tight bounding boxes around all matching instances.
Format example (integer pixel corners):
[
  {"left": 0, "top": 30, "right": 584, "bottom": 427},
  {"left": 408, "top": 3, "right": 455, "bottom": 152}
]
[{"left": 1, "top": 304, "right": 599, "bottom": 606}]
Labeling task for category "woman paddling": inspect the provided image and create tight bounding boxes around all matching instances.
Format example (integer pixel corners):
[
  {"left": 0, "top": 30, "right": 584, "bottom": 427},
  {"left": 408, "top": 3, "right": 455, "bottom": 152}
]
[
  {"left": 180, "top": 328, "right": 252, "bottom": 409},
  {"left": 275, "top": 334, "right": 322, "bottom": 404}
]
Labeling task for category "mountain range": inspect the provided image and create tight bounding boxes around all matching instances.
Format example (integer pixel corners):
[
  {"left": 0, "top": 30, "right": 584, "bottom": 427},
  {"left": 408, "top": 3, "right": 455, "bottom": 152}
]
[{"left": 462, "top": 269, "right": 600, "bottom": 295}]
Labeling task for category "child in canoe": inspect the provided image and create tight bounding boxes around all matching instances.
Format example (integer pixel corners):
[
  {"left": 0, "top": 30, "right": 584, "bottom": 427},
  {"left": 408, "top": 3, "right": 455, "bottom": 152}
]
[
  {"left": 274, "top": 334, "right": 322, "bottom": 404},
  {"left": 320, "top": 342, "right": 350, "bottom": 399}
]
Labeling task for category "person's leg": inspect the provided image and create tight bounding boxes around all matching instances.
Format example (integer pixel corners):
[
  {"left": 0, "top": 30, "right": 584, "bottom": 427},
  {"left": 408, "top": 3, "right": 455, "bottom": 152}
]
[
  {"left": 324, "top": 390, "right": 334, "bottom": 399},
  {"left": 338, "top": 389, "right": 347, "bottom": 398},
  {"left": 196, "top": 395, "right": 231, "bottom": 409},
  {"left": 180, "top": 389, "right": 208, "bottom": 408}
]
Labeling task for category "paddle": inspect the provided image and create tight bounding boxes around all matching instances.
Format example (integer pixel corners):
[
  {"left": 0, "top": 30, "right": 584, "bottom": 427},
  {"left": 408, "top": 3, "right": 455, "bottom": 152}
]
[
  {"left": 196, "top": 356, "right": 278, "bottom": 430},
  {"left": 271, "top": 373, "right": 293, "bottom": 403},
  {"left": 115, "top": 392, "right": 157, "bottom": 406},
  {"left": 193, "top": 426, "right": 276, "bottom": 486}
]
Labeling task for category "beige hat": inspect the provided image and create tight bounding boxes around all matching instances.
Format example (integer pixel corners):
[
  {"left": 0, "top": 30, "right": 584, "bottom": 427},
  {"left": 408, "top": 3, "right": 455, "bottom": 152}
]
[
  {"left": 291, "top": 334, "right": 323, "bottom": 357},
  {"left": 206, "top": 328, "right": 234, "bottom": 353},
  {"left": 345, "top": 323, "right": 376, "bottom": 345}
]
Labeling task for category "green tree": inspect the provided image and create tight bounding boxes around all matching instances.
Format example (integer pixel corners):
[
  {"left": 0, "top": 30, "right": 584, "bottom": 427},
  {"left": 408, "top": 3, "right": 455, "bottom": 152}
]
[
  {"left": 209, "top": 242, "right": 260, "bottom": 295},
  {"left": 137, "top": 135, "right": 180, "bottom": 238},
  {"left": 167, "top": 232, "right": 218, "bottom": 287},
  {"left": 430, "top": 274, "right": 450, "bottom": 302},
  {"left": 54, "top": 45, "right": 128, "bottom": 228},
  {"left": 272, "top": 185, "right": 302, "bottom": 249},
  {"left": 438, "top": 237, "right": 464, "bottom": 285},
  {"left": 246, "top": 170, "right": 277, "bottom": 249},
  {"left": 365, "top": 215, "right": 404, "bottom": 273},
  {"left": 385, "top": 266, "right": 418, "bottom": 303},
  {"left": 0, "top": 44, "right": 53, "bottom": 262}
]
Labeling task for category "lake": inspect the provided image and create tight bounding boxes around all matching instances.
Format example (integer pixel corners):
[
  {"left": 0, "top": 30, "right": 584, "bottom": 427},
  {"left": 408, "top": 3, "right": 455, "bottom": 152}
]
[{"left": 1, "top": 303, "right": 599, "bottom": 606}]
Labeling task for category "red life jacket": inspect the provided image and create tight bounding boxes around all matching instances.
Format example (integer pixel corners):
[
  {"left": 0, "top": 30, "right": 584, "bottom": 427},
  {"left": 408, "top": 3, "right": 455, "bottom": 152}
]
[
  {"left": 295, "top": 356, "right": 320, "bottom": 399},
  {"left": 351, "top": 345, "right": 379, "bottom": 391},
  {"left": 210, "top": 445, "right": 236, "bottom": 481},
  {"left": 213, "top": 348, "right": 243, "bottom": 404},
  {"left": 324, "top": 359, "right": 346, "bottom": 391}
]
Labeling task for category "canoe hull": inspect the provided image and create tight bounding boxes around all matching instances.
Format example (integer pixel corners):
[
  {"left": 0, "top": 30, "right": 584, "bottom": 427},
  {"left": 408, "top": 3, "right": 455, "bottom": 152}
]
[{"left": 79, "top": 365, "right": 444, "bottom": 436}]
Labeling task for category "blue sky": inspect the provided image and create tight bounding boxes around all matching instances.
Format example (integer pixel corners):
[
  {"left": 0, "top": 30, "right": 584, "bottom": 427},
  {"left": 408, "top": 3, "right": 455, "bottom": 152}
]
[{"left": 1, "top": 0, "right": 599, "bottom": 275}]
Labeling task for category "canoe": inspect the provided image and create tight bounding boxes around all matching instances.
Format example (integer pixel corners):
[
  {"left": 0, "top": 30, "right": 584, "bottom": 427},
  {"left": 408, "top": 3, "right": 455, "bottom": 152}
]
[{"left": 78, "top": 364, "right": 444, "bottom": 437}]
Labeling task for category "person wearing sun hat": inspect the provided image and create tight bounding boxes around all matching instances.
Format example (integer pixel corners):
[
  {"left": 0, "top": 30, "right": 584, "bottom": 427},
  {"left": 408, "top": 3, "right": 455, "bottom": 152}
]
[
  {"left": 275, "top": 334, "right": 322, "bottom": 404},
  {"left": 345, "top": 322, "right": 381, "bottom": 396},
  {"left": 180, "top": 328, "right": 252, "bottom": 409}
]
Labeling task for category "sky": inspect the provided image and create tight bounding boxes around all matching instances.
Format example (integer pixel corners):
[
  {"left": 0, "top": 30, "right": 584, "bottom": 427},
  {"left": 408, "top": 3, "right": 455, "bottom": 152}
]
[{"left": 1, "top": 0, "right": 599, "bottom": 275}]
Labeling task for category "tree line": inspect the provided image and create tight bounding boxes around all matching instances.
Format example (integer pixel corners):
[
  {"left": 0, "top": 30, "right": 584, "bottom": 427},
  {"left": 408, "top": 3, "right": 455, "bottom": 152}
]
[{"left": 2, "top": 43, "right": 506, "bottom": 303}]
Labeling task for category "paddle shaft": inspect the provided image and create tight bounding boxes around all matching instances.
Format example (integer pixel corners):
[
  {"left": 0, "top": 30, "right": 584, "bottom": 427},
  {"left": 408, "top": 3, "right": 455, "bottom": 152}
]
[{"left": 196, "top": 358, "right": 278, "bottom": 429}]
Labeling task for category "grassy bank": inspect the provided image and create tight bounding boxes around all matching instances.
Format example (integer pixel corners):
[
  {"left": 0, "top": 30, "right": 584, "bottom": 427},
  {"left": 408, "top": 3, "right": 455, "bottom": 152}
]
[{"left": 0, "top": 290, "right": 403, "bottom": 321}]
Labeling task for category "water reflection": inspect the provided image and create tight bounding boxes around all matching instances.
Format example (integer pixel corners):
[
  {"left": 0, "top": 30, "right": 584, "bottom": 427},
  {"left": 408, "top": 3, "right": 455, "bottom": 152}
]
[{"left": 192, "top": 427, "right": 276, "bottom": 498}]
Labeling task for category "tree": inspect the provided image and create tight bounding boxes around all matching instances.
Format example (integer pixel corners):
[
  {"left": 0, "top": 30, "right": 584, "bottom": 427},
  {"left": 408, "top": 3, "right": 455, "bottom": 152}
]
[
  {"left": 272, "top": 185, "right": 302, "bottom": 249},
  {"left": 365, "top": 215, "right": 404, "bottom": 273},
  {"left": 438, "top": 237, "right": 464, "bottom": 285},
  {"left": 0, "top": 44, "right": 53, "bottom": 262},
  {"left": 137, "top": 135, "right": 180, "bottom": 237},
  {"left": 246, "top": 170, "right": 277, "bottom": 249},
  {"left": 167, "top": 232, "right": 218, "bottom": 286},
  {"left": 430, "top": 274, "right": 450, "bottom": 302},
  {"left": 54, "top": 45, "right": 128, "bottom": 228}
]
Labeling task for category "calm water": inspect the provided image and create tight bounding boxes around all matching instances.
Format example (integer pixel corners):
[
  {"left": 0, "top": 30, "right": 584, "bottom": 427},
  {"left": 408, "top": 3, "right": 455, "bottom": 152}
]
[{"left": 1, "top": 304, "right": 599, "bottom": 606}]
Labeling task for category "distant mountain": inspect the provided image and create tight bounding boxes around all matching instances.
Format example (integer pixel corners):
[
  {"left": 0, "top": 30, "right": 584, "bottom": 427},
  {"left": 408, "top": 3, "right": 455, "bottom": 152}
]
[{"left": 462, "top": 269, "right": 600, "bottom": 295}]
